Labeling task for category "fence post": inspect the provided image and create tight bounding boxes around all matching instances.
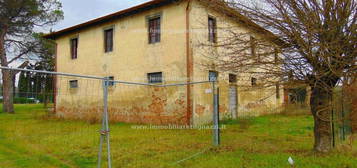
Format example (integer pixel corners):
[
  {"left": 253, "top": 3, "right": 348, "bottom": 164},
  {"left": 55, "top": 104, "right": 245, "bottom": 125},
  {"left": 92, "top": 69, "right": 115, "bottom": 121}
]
[
  {"left": 212, "top": 81, "right": 220, "bottom": 146},
  {"left": 341, "top": 89, "right": 346, "bottom": 141},
  {"left": 97, "top": 78, "right": 112, "bottom": 168}
]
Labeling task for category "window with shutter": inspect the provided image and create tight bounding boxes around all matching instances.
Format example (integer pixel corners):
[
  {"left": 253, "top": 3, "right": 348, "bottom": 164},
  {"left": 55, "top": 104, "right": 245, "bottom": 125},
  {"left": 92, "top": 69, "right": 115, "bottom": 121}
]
[
  {"left": 274, "top": 48, "right": 279, "bottom": 63},
  {"left": 251, "top": 77, "right": 257, "bottom": 86},
  {"left": 208, "top": 17, "right": 217, "bottom": 43},
  {"left": 276, "top": 83, "right": 280, "bottom": 99},
  {"left": 250, "top": 36, "right": 258, "bottom": 60},
  {"left": 104, "top": 28, "right": 113, "bottom": 52},
  {"left": 148, "top": 17, "right": 161, "bottom": 44},
  {"left": 70, "top": 38, "right": 78, "bottom": 59}
]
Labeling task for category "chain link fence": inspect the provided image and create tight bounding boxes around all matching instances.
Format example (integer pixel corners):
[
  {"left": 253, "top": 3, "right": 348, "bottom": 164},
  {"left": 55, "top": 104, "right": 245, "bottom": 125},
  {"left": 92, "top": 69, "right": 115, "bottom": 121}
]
[
  {"left": 332, "top": 84, "right": 355, "bottom": 146},
  {"left": 0, "top": 67, "right": 220, "bottom": 168}
]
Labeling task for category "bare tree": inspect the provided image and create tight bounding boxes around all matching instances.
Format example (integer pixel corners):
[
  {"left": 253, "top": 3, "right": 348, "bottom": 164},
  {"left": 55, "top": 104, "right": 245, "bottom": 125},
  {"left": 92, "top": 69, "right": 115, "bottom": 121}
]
[
  {"left": 0, "top": 0, "right": 63, "bottom": 113},
  {"left": 199, "top": 0, "right": 356, "bottom": 152}
]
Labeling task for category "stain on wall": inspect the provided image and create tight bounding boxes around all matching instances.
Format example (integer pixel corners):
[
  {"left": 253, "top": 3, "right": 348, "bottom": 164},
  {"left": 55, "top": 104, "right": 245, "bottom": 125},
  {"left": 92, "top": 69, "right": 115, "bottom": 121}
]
[{"left": 57, "top": 86, "right": 189, "bottom": 125}]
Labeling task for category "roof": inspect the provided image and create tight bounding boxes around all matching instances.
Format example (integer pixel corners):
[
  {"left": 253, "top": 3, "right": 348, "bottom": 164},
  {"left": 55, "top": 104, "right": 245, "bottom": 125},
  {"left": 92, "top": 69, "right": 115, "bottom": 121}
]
[
  {"left": 44, "top": 0, "right": 284, "bottom": 46},
  {"left": 197, "top": 0, "right": 285, "bottom": 46},
  {"left": 44, "top": 0, "right": 179, "bottom": 39}
]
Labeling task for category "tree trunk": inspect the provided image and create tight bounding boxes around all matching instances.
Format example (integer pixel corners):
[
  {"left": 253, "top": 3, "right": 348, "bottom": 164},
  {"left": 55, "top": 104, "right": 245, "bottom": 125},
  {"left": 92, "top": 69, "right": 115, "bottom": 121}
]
[
  {"left": 2, "top": 70, "right": 14, "bottom": 113},
  {"left": 0, "top": 28, "right": 15, "bottom": 113},
  {"left": 310, "top": 85, "right": 333, "bottom": 153}
]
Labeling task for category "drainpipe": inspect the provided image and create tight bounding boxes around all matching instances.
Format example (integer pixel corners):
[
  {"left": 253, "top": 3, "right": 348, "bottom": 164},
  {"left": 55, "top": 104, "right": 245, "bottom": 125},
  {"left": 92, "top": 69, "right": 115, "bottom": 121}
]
[
  {"left": 53, "top": 43, "right": 58, "bottom": 114},
  {"left": 186, "top": 0, "right": 193, "bottom": 125}
]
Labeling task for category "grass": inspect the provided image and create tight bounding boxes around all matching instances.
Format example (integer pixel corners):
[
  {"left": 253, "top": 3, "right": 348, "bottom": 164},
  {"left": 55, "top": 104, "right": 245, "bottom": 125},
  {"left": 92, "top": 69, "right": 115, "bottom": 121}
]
[{"left": 0, "top": 104, "right": 356, "bottom": 168}]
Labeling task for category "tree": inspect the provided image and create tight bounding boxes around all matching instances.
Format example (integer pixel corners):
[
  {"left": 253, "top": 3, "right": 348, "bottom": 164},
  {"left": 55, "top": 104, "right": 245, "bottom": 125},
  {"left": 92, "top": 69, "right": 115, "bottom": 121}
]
[
  {"left": 18, "top": 33, "right": 56, "bottom": 105},
  {"left": 0, "top": 0, "right": 63, "bottom": 113},
  {"left": 31, "top": 38, "right": 56, "bottom": 108},
  {"left": 18, "top": 70, "right": 29, "bottom": 98},
  {"left": 199, "top": 0, "right": 356, "bottom": 152}
]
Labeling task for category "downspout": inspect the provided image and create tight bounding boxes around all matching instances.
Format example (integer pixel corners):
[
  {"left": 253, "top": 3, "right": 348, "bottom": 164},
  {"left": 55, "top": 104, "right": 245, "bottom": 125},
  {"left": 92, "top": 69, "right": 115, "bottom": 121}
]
[
  {"left": 53, "top": 42, "right": 58, "bottom": 114},
  {"left": 186, "top": 0, "right": 193, "bottom": 125}
]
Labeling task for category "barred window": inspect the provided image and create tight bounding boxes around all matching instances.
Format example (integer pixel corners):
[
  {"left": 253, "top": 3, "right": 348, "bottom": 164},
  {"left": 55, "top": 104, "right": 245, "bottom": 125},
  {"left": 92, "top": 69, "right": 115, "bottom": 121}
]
[
  {"left": 107, "top": 76, "right": 115, "bottom": 86},
  {"left": 148, "top": 17, "right": 161, "bottom": 44},
  {"left": 251, "top": 77, "right": 257, "bottom": 86},
  {"left": 148, "top": 72, "right": 163, "bottom": 83},
  {"left": 69, "top": 80, "right": 78, "bottom": 88},
  {"left": 209, "top": 71, "right": 218, "bottom": 82}
]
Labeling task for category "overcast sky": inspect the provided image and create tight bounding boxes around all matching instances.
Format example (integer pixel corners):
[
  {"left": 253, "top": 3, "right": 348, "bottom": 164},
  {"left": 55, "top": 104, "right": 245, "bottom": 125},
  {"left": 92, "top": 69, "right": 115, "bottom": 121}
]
[{"left": 52, "top": 0, "right": 151, "bottom": 31}]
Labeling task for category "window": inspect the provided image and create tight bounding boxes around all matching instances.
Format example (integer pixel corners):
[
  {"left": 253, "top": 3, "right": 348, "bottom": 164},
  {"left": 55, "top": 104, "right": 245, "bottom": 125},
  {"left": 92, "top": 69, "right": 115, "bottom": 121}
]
[
  {"left": 276, "top": 83, "right": 280, "bottom": 99},
  {"left": 69, "top": 80, "right": 78, "bottom": 88},
  {"left": 229, "top": 74, "right": 237, "bottom": 83},
  {"left": 274, "top": 48, "right": 279, "bottom": 63},
  {"left": 250, "top": 36, "right": 257, "bottom": 59},
  {"left": 208, "top": 17, "right": 217, "bottom": 43},
  {"left": 70, "top": 38, "right": 78, "bottom": 59},
  {"left": 148, "top": 72, "right": 163, "bottom": 83},
  {"left": 251, "top": 77, "right": 257, "bottom": 86},
  {"left": 148, "top": 17, "right": 161, "bottom": 44},
  {"left": 104, "top": 28, "right": 114, "bottom": 52},
  {"left": 106, "top": 76, "right": 115, "bottom": 86},
  {"left": 209, "top": 71, "right": 218, "bottom": 82}
]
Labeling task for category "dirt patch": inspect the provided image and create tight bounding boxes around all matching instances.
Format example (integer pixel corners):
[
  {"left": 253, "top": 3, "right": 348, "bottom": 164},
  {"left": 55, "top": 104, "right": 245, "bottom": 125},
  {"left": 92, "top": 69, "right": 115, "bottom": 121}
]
[{"left": 195, "top": 104, "right": 206, "bottom": 116}]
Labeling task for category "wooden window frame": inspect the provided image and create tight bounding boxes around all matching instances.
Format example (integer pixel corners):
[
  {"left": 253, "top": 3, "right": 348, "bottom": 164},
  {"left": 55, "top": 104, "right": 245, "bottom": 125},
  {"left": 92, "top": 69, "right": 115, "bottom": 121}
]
[
  {"left": 104, "top": 28, "right": 114, "bottom": 53},
  {"left": 148, "top": 72, "right": 163, "bottom": 83},
  {"left": 148, "top": 16, "right": 161, "bottom": 44},
  {"left": 70, "top": 37, "right": 78, "bottom": 59},
  {"left": 208, "top": 16, "right": 217, "bottom": 43}
]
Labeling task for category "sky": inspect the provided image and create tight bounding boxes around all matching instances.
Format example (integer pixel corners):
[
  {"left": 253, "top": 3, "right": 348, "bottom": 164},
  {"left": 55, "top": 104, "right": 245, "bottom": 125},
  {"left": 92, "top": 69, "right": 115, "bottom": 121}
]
[{"left": 52, "top": 0, "right": 151, "bottom": 31}]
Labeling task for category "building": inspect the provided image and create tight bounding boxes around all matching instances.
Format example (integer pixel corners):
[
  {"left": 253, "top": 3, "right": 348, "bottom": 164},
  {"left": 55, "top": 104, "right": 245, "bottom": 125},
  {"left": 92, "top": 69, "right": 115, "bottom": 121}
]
[
  {"left": 44, "top": 0, "right": 284, "bottom": 125},
  {"left": 283, "top": 84, "right": 310, "bottom": 106}
]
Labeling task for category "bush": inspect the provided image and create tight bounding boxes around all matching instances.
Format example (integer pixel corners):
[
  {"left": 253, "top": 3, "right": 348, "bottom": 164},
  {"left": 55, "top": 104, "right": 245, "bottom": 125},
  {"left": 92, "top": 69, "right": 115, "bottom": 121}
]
[
  {"left": 0, "top": 97, "right": 37, "bottom": 104},
  {"left": 280, "top": 104, "right": 310, "bottom": 116}
]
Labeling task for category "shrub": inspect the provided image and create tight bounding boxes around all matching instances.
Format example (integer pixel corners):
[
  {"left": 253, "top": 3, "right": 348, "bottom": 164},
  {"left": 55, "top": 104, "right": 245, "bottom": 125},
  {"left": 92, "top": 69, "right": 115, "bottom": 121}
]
[
  {"left": 0, "top": 97, "right": 37, "bottom": 104},
  {"left": 280, "top": 104, "right": 310, "bottom": 116}
]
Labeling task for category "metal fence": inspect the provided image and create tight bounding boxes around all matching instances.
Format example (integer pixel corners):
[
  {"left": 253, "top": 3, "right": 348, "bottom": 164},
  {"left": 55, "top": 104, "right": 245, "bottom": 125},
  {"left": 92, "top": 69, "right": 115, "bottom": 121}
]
[
  {"left": 0, "top": 66, "right": 220, "bottom": 168},
  {"left": 332, "top": 87, "right": 353, "bottom": 146}
]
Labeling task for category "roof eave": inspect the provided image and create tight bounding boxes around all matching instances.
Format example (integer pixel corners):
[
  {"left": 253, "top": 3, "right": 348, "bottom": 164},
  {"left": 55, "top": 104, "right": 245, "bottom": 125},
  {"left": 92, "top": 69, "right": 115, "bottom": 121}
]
[{"left": 44, "top": 0, "right": 180, "bottom": 39}]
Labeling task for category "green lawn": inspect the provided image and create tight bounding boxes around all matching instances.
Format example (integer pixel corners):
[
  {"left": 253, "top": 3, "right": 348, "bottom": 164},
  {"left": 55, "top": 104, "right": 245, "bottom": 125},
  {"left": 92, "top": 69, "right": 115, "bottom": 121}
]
[{"left": 0, "top": 105, "right": 356, "bottom": 168}]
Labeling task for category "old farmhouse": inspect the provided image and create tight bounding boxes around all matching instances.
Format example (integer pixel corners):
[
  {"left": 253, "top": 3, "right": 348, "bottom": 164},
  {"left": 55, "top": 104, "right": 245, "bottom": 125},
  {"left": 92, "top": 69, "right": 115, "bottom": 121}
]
[{"left": 45, "top": 0, "right": 284, "bottom": 125}]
